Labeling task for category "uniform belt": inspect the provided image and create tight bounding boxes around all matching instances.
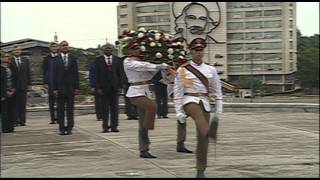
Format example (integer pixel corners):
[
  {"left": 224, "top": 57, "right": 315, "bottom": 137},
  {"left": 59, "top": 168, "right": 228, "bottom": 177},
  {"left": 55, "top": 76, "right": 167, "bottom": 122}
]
[
  {"left": 184, "top": 93, "right": 208, "bottom": 97},
  {"left": 130, "top": 80, "right": 151, "bottom": 86}
]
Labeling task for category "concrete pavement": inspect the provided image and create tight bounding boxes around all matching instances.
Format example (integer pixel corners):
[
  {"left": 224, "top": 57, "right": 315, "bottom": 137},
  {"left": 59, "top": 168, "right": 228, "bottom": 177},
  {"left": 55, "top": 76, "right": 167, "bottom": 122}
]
[{"left": 1, "top": 111, "right": 319, "bottom": 178}]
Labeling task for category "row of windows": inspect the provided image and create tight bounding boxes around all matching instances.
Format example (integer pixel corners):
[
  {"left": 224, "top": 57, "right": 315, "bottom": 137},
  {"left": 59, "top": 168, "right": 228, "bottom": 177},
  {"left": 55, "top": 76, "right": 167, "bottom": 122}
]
[
  {"left": 137, "top": 15, "right": 170, "bottom": 23},
  {"left": 228, "top": 10, "right": 282, "bottom": 19},
  {"left": 228, "top": 53, "right": 283, "bottom": 62},
  {"left": 228, "top": 63, "right": 283, "bottom": 72},
  {"left": 227, "top": 2, "right": 282, "bottom": 8},
  {"left": 137, "top": 25, "right": 170, "bottom": 32},
  {"left": 228, "top": 31, "right": 282, "bottom": 40},
  {"left": 136, "top": 4, "right": 170, "bottom": 13},
  {"left": 228, "top": 20, "right": 282, "bottom": 30},
  {"left": 228, "top": 42, "right": 282, "bottom": 51}
]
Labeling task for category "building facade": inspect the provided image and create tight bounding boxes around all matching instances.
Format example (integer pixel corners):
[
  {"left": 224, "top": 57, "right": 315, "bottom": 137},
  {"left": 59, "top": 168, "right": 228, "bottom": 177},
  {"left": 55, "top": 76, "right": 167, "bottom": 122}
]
[{"left": 117, "top": 2, "right": 297, "bottom": 92}]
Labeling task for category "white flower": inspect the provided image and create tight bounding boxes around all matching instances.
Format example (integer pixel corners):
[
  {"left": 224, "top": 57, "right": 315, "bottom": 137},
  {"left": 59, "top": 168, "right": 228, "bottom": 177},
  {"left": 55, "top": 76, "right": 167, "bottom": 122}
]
[
  {"left": 140, "top": 41, "right": 146, "bottom": 45},
  {"left": 156, "top": 52, "right": 163, "bottom": 58},
  {"left": 180, "top": 51, "right": 185, "bottom": 55},
  {"left": 167, "top": 48, "right": 174, "bottom": 54},
  {"left": 177, "top": 42, "right": 182, "bottom": 46},
  {"left": 155, "top": 35, "right": 161, "bottom": 40},
  {"left": 168, "top": 55, "right": 173, "bottom": 59},
  {"left": 138, "top": 27, "right": 146, "bottom": 32},
  {"left": 138, "top": 32, "right": 144, "bottom": 38},
  {"left": 150, "top": 42, "right": 156, "bottom": 47},
  {"left": 129, "top": 30, "right": 135, "bottom": 34},
  {"left": 140, "top": 46, "right": 146, "bottom": 52},
  {"left": 157, "top": 43, "right": 162, "bottom": 47},
  {"left": 164, "top": 33, "right": 170, "bottom": 40},
  {"left": 172, "top": 43, "right": 177, "bottom": 46},
  {"left": 178, "top": 55, "right": 184, "bottom": 59}
]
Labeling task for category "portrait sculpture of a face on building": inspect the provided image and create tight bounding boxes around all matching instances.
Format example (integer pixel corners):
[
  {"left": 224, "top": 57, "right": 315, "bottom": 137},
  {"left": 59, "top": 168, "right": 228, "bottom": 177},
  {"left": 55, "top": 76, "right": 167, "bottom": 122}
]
[{"left": 173, "top": 2, "right": 223, "bottom": 47}]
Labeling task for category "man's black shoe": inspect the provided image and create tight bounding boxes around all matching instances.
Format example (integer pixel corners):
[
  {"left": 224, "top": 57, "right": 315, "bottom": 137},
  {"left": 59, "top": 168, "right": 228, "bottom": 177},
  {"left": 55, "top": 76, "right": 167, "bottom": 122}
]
[
  {"left": 111, "top": 129, "right": 119, "bottom": 132},
  {"left": 162, "top": 116, "right": 169, "bottom": 119},
  {"left": 177, "top": 145, "right": 193, "bottom": 153},
  {"left": 49, "top": 121, "right": 56, "bottom": 124},
  {"left": 102, "top": 129, "right": 109, "bottom": 133},
  {"left": 140, "top": 151, "right": 157, "bottom": 158},
  {"left": 59, "top": 131, "right": 66, "bottom": 135},
  {"left": 20, "top": 123, "right": 26, "bottom": 126},
  {"left": 66, "top": 131, "right": 72, "bottom": 135}
]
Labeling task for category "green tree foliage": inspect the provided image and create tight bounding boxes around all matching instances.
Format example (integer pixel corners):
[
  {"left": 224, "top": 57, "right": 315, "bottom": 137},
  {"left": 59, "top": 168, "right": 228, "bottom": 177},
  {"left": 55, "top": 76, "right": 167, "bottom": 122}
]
[
  {"left": 237, "top": 76, "right": 264, "bottom": 94},
  {"left": 297, "top": 31, "right": 319, "bottom": 91}
]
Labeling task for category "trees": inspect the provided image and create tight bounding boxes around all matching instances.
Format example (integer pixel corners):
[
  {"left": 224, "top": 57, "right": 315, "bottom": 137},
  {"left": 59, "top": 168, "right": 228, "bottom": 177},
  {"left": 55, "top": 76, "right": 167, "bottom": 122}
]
[{"left": 296, "top": 31, "right": 319, "bottom": 93}]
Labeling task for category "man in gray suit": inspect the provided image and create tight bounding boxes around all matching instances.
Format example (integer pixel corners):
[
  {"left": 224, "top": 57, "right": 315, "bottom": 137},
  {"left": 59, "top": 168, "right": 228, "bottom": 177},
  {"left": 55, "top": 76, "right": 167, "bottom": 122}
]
[{"left": 10, "top": 45, "right": 31, "bottom": 126}]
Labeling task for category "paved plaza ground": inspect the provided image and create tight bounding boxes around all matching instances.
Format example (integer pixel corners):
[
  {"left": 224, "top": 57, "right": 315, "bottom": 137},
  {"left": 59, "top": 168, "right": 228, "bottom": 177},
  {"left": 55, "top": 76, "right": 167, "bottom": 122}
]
[{"left": 1, "top": 110, "right": 319, "bottom": 178}]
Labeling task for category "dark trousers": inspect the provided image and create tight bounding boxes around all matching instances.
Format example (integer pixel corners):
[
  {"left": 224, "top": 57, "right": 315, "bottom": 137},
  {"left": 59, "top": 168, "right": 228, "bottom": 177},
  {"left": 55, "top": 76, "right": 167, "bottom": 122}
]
[
  {"left": 15, "top": 90, "right": 27, "bottom": 125},
  {"left": 94, "top": 93, "right": 103, "bottom": 120},
  {"left": 124, "top": 85, "right": 138, "bottom": 118},
  {"left": 57, "top": 94, "right": 75, "bottom": 132},
  {"left": 101, "top": 88, "right": 119, "bottom": 130},
  {"left": 1, "top": 97, "right": 15, "bottom": 132},
  {"left": 48, "top": 91, "right": 57, "bottom": 122},
  {"left": 154, "top": 84, "right": 168, "bottom": 117}
]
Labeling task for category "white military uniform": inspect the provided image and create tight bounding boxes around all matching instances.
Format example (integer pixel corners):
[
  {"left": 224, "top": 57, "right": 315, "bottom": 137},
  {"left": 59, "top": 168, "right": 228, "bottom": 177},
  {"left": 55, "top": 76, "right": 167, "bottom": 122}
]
[
  {"left": 124, "top": 56, "right": 160, "bottom": 98},
  {"left": 174, "top": 61, "right": 223, "bottom": 115}
]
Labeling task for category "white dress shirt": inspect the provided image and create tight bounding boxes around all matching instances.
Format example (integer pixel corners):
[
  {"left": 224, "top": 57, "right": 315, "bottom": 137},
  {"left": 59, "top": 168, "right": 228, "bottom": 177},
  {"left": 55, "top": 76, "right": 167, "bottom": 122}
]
[
  {"left": 174, "top": 61, "right": 223, "bottom": 114},
  {"left": 104, "top": 55, "right": 112, "bottom": 65},
  {"left": 61, "top": 53, "right": 69, "bottom": 66},
  {"left": 124, "top": 56, "right": 160, "bottom": 98}
]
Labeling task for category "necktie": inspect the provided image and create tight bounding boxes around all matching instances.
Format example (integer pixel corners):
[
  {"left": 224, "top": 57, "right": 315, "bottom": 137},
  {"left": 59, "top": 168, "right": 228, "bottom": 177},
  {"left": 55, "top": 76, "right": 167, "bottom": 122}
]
[
  {"left": 63, "top": 55, "right": 67, "bottom": 67},
  {"left": 17, "top": 58, "right": 21, "bottom": 70},
  {"left": 107, "top": 56, "right": 111, "bottom": 65}
]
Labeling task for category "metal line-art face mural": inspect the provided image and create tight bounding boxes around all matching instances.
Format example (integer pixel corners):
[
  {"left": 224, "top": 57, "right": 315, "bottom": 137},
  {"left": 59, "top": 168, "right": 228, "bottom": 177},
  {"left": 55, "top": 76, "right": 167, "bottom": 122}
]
[{"left": 172, "top": 2, "right": 224, "bottom": 47}]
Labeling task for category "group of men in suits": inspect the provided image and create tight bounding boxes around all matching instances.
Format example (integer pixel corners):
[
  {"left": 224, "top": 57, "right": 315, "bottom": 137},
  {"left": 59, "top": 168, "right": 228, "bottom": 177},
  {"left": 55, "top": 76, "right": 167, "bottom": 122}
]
[{"left": 1, "top": 45, "right": 31, "bottom": 133}]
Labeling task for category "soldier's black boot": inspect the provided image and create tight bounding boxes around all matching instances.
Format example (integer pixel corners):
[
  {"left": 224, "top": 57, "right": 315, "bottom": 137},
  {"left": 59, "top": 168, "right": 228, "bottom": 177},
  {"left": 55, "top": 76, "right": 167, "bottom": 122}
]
[
  {"left": 196, "top": 170, "right": 206, "bottom": 178},
  {"left": 176, "top": 143, "right": 193, "bottom": 153}
]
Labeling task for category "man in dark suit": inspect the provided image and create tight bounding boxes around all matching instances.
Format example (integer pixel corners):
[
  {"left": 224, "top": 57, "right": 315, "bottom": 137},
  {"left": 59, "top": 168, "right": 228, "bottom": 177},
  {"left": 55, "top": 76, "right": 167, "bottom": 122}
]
[
  {"left": 89, "top": 51, "right": 103, "bottom": 121},
  {"left": 52, "top": 40, "right": 79, "bottom": 135},
  {"left": 9, "top": 45, "right": 31, "bottom": 126},
  {"left": 151, "top": 71, "right": 169, "bottom": 119},
  {"left": 96, "top": 44, "right": 122, "bottom": 133},
  {"left": 43, "top": 42, "right": 59, "bottom": 124}
]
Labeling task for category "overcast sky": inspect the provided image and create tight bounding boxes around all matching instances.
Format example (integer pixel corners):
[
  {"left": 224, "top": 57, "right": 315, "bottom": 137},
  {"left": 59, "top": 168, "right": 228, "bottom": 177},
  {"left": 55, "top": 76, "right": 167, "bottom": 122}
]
[{"left": 1, "top": 2, "right": 319, "bottom": 49}]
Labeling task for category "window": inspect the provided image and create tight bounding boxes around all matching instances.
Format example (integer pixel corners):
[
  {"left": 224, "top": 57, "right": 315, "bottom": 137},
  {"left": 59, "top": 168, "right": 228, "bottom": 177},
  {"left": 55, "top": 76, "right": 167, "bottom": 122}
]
[
  {"left": 263, "top": 42, "right": 282, "bottom": 49},
  {"left": 158, "top": 25, "right": 170, "bottom": 32},
  {"left": 265, "top": 64, "right": 282, "bottom": 71},
  {"left": 158, "top": 15, "right": 170, "bottom": 22},
  {"left": 290, "top": 9, "right": 293, "bottom": 17},
  {"left": 229, "top": 54, "right": 244, "bottom": 61},
  {"left": 247, "top": 53, "right": 264, "bottom": 60},
  {"left": 120, "top": 24, "right": 128, "bottom": 28},
  {"left": 246, "top": 43, "right": 262, "bottom": 50},
  {"left": 264, "top": 10, "right": 282, "bottom": 17},
  {"left": 264, "top": 31, "right": 282, "bottom": 39},
  {"left": 289, "top": 31, "right": 293, "bottom": 39},
  {"left": 245, "top": 32, "right": 263, "bottom": 39},
  {"left": 264, "top": 20, "right": 282, "bottom": 28},
  {"left": 227, "top": 22, "right": 243, "bottom": 30},
  {"left": 137, "top": 16, "right": 157, "bottom": 23},
  {"left": 119, "top": 5, "right": 127, "bottom": 9},
  {"left": 289, "top": 62, "right": 294, "bottom": 71},
  {"left": 227, "top": 2, "right": 243, "bottom": 8},
  {"left": 244, "top": 2, "right": 262, "bottom": 8},
  {"left": 245, "top": 21, "right": 262, "bottom": 29},
  {"left": 264, "top": 53, "right": 282, "bottom": 60},
  {"left": 289, "top": 20, "right": 293, "bottom": 28},
  {"left": 136, "top": 5, "right": 169, "bottom": 13},
  {"left": 120, "top": 14, "right": 127, "bottom": 18},
  {"left": 266, "top": 75, "right": 282, "bottom": 80},
  {"left": 228, "top": 33, "right": 244, "bottom": 40},
  {"left": 290, "top": 41, "right": 293, "bottom": 49},
  {"left": 290, "top": 52, "right": 294, "bottom": 60},
  {"left": 245, "top": 11, "right": 262, "bottom": 18},
  {"left": 228, "top": 44, "right": 243, "bottom": 51},
  {"left": 227, "top": 12, "right": 243, "bottom": 19},
  {"left": 263, "top": 2, "right": 282, "bottom": 7}
]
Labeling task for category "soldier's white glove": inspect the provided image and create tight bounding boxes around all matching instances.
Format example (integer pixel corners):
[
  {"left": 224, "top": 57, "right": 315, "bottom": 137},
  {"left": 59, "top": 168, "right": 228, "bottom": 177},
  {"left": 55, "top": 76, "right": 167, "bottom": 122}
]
[
  {"left": 176, "top": 113, "right": 187, "bottom": 124},
  {"left": 156, "top": 63, "right": 168, "bottom": 70}
]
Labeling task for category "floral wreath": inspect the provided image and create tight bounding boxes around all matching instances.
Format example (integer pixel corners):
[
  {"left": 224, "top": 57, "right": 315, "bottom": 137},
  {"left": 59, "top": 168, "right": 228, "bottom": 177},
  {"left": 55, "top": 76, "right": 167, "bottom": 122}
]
[{"left": 117, "top": 27, "right": 190, "bottom": 67}]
